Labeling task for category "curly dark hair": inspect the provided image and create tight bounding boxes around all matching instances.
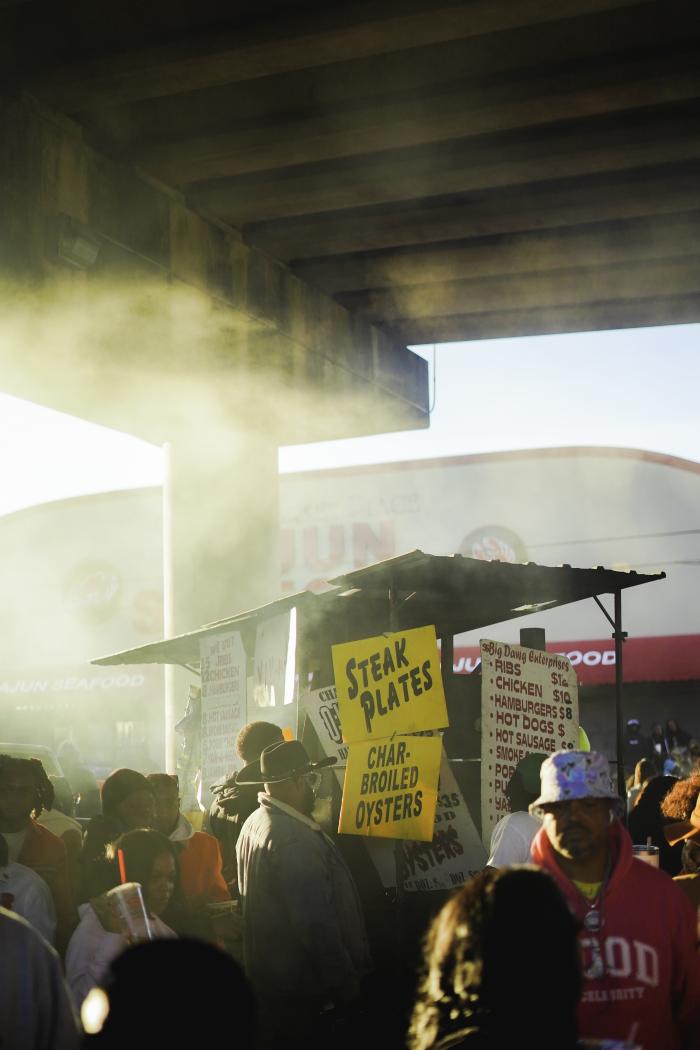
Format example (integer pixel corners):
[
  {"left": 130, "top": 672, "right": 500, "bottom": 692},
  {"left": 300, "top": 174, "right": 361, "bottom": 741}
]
[
  {"left": 235, "top": 721, "right": 283, "bottom": 763},
  {"left": 0, "top": 754, "right": 55, "bottom": 818},
  {"left": 661, "top": 773, "right": 700, "bottom": 822},
  {"left": 85, "top": 828, "right": 181, "bottom": 905},
  {"left": 408, "top": 868, "right": 580, "bottom": 1050},
  {"left": 106, "top": 828, "right": 178, "bottom": 892}
]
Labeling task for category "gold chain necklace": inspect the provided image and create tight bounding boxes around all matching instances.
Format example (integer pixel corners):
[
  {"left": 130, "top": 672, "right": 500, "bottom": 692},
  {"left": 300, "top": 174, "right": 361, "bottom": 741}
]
[{"left": 574, "top": 856, "right": 612, "bottom": 981}]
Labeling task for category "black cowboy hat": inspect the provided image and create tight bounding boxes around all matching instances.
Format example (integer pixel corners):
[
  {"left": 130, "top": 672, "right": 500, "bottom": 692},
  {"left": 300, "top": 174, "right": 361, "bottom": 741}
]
[{"left": 235, "top": 740, "right": 337, "bottom": 785}]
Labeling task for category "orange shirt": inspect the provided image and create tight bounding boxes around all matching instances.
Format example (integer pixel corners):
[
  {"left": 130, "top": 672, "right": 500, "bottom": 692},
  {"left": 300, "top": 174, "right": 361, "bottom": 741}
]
[
  {"left": 176, "top": 831, "right": 230, "bottom": 903},
  {"left": 19, "top": 819, "right": 77, "bottom": 951}
]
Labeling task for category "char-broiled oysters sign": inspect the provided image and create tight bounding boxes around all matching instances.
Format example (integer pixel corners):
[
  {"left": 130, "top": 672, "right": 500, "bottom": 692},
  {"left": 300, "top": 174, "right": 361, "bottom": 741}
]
[{"left": 332, "top": 625, "right": 448, "bottom": 842}]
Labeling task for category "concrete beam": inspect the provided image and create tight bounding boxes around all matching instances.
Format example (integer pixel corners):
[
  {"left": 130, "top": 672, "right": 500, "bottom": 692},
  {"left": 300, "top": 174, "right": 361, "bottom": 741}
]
[
  {"left": 190, "top": 113, "right": 700, "bottom": 223},
  {"left": 246, "top": 167, "right": 700, "bottom": 261},
  {"left": 394, "top": 293, "right": 700, "bottom": 344},
  {"left": 26, "top": 0, "right": 650, "bottom": 111},
  {"left": 0, "top": 94, "right": 428, "bottom": 444},
  {"left": 293, "top": 212, "right": 700, "bottom": 293},
  {"left": 135, "top": 57, "right": 700, "bottom": 184},
  {"left": 99, "top": 2, "right": 690, "bottom": 153},
  {"left": 342, "top": 255, "right": 700, "bottom": 323}
]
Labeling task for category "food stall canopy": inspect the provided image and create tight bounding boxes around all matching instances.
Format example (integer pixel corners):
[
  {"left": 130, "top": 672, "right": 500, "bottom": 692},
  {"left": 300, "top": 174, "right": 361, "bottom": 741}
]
[{"left": 92, "top": 550, "right": 664, "bottom": 669}]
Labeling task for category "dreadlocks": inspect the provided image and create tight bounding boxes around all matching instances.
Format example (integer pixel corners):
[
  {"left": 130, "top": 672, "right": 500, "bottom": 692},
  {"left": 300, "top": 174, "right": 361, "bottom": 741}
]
[{"left": 0, "top": 755, "right": 55, "bottom": 817}]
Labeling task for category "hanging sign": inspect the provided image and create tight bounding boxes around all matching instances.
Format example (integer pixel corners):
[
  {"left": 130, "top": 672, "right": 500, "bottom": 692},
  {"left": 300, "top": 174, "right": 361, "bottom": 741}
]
[
  {"left": 253, "top": 609, "right": 296, "bottom": 708},
  {"left": 300, "top": 685, "right": 348, "bottom": 764},
  {"left": 199, "top": 631, "right": 247, "bottom": 791},
  {"left": 338, "top": 733, "right": 441, "bottom": 841},
  {"left": 480, "top": 638, "right": 579, "bottom": 847},
  {"left": 305, "top": 685, "right": 483, "bottom": 875},
  {"left": 332, "top": 625, "right": 448, "bottom": 743},
  {"left": 398, "top": 747, "right": 487, "bottom": 891}
]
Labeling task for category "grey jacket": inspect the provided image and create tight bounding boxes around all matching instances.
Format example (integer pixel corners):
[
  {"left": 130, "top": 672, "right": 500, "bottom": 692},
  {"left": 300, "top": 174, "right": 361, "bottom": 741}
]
[{"left": 236, "top": 794, "right": 372, "bottom": 1003}]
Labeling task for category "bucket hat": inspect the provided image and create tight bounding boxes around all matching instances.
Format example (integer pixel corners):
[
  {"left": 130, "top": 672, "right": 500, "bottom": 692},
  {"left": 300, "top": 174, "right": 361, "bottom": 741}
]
[
  {"left": 235, "top": 740, "right": 336, "bottom": 785},
  {"left": 529, "top": 750, "right": 622, "bottom": 816},
  {"left": 664, "top": 794, "right": 700, "bottom": 847}
]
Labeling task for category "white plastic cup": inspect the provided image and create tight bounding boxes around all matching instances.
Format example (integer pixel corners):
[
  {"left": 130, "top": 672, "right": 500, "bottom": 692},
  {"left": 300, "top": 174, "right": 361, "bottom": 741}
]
[
  {"left": 106, "top": 882, "right": 153, "bottom": 941},
  {"left": 631, "top": 844, "right": 660, "bottom": 868}
]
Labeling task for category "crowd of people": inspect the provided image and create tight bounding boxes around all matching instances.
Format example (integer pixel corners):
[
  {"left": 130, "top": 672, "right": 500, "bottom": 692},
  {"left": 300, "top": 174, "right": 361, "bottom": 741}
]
[
  {"left": 623, "top": 718, "right": 699, "bottom": 780},
  {"left": 1, "top": 728, "right": 700, "bottom": 1050}
]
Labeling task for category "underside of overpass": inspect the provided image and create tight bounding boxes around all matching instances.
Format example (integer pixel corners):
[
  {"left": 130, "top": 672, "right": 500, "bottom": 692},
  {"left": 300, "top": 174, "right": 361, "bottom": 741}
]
[
  {"left": 2, "top": 0, "right": 698, "bottom": 349},
  {"left": 1, "top": 0, "right": 699, "bottom": 629}
]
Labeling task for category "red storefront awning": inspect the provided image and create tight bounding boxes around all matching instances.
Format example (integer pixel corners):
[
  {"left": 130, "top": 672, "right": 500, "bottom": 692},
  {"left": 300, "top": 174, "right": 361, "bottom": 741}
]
[{"left": 453, "top": 634, "right": 700, "bottom": 686}]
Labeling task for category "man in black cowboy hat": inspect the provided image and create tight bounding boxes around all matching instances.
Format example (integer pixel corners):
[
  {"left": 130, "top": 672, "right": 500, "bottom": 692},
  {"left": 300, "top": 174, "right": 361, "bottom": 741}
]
[
  {"left": 207, "top": 720, "right": 284, "bottom": 889},
  {"left": 236, "top": 740, "right": 372, "bottom": 1048}
]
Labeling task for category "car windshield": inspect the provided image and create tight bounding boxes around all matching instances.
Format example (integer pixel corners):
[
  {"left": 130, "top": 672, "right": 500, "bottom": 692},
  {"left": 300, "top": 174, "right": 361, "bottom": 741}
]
[{"left": 0, "top": 743, "right": 63, "bottom": 777}]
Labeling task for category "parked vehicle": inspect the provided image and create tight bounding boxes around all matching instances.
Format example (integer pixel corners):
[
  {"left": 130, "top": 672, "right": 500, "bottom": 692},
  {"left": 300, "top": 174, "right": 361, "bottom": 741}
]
[{"left": 0, "top": 742, "right": 77, "bottom": 818}]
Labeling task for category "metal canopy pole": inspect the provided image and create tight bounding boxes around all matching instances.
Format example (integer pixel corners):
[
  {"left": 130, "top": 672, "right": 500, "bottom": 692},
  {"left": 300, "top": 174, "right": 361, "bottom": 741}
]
[
  {"left": 613, "top": 590, "right": 627, "bottom": 801},
  {"left": 388, "top": 579, "right": 399, "bottom": 632},
  {"left": 388, "top": 579, "right": 405, "bottom": 935},
  {"left": 163, "top": 442, "right": 176, "bottom": 774},
  {"left": 440, "top": 632, "right": 454, "bottom": 683},
  {"left": 593, "top": 591, "right": 628, "bottom": 800}
]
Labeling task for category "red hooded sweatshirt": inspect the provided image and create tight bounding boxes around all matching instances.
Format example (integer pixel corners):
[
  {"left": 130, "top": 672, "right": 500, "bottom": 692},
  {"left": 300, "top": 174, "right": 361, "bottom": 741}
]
[{"left": 531, "top": 821, "right": 700, "bottom": 1050}]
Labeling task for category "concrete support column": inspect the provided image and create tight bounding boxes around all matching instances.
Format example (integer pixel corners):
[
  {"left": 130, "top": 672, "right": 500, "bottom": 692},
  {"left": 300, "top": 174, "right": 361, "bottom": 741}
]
[
  {"left": 0, "top": 93, "right": 428, "bottom": 776},
  {"left": 162, "top": 426, "right": 280, "bottom": 771},
  {"left": 166, "top": 429, "right": 280, "bottom": 635}
]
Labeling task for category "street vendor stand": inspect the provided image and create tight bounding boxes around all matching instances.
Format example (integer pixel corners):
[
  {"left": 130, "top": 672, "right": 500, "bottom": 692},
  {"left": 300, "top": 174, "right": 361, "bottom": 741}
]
[
  {"left": 93, "top": 551, "right": 663, "bottom": 1021},
  {"left": 94, "top": 550, "right": 664, "bottom": 798}
]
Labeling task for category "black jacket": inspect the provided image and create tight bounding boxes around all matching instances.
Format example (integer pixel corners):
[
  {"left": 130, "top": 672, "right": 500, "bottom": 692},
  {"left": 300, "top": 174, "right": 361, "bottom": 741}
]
[{"left": 207, "top": 775, "right": 260, "bottom": 888}]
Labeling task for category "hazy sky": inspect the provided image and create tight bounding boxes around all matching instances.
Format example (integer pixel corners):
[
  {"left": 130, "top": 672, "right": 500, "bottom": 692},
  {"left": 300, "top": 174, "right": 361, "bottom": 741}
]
[
  {"left": 280, "top": 324, "right": 700, "bottom": 472},
  {"left": 1, "top": 323, "right": 698, "bottom": 516}
]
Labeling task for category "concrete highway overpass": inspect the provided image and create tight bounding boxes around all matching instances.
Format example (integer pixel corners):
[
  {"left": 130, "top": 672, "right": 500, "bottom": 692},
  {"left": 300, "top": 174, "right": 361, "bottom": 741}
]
[{"left": 1, "top": 0, "right": 698, "bottom": 627}]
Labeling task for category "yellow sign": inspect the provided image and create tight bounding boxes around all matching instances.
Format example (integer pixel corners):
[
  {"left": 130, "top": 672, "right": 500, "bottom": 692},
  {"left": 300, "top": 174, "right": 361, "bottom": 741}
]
[
  {"left": 332, "top": 625, "right": 448, "bottom": 743},
  {"left": 338, "top": 734, "right": 442, "bottom": 841}
]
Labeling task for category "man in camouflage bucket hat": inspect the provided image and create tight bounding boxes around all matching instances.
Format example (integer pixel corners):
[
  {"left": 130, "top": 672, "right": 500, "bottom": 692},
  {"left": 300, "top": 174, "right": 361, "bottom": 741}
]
[
  {"left": 529, "top": 749, "right": 625, "bottom": 817},
  {"left": 530, "top": 750, "right": 700, "bottom": 1050}
]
